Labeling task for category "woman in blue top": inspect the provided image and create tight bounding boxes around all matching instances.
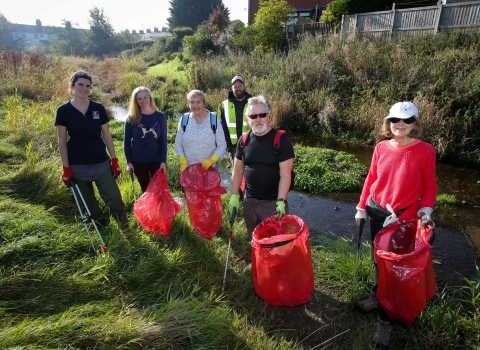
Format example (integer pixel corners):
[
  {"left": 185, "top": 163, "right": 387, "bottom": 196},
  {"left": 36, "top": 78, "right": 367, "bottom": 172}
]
[
  {"left": 55, "top": 70, "right": 127, "bottom": 227},
  {"left": 123, "top": 86, "right": 168, "bottom": 192}
]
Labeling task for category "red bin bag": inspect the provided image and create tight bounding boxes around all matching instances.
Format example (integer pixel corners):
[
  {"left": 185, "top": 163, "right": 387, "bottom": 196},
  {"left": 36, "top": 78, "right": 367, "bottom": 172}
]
[
  {"left": 374, "top": 219, "right": 436, "bottom": 325},
  {"left": 251, "top": 214, "right": 314, "bottom": 306},
  {"left": 180, "top": 164, "right": 227, "bottom": 240},
  {"left": 134, "top": 169, "right": 182, "bottom": 236}
]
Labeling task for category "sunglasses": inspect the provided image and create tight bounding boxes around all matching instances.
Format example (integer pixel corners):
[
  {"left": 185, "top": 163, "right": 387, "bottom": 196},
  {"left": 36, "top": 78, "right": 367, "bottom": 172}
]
[
  {"left": 388, "top": 116, "right": 416, "bottom": 124},
  {"left": 248, "top": 113, "right": 268, "bottom": 120}
]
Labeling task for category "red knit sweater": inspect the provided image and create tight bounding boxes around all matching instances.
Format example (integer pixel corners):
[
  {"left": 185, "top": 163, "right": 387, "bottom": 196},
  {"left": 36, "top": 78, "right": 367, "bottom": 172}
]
[{"left": 358, "top": 139, "right": 438, "bottom": 219}]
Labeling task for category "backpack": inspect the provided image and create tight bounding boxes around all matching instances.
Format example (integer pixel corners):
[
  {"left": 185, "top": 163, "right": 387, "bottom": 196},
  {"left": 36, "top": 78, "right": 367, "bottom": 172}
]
[
  {"left": 239, "top": 129, "right": 295, "bottom": 191},
  {"left": 181, "top": 112, "right": 217, "bottom": 134}
]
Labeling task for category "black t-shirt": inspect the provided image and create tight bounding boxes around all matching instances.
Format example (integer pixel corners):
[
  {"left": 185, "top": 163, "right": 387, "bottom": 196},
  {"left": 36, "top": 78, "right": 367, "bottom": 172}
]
[
  {"left": 236, "top": 128, "right": 295, "bottom": 200},
  {"left": 54, "top": 99, "right": 110, "bottom": 165}
]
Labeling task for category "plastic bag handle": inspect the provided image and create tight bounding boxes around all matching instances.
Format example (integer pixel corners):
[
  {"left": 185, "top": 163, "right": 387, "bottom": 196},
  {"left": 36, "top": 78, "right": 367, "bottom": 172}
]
[{"left": 260, "top": 239, "right": 294, "bottom": 248}]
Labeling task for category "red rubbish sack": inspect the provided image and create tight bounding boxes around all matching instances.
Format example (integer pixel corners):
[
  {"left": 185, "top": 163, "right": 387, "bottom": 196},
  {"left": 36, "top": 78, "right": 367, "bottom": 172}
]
[
  {"left": 251, "top": 214, "right": 314, "bottom": 306},
  {"left": 180, "top": 164, "right": 227, "bottom": 240},
  {"left": 374, "top": 219, "right": 436, "bottom": 325},
  {"left": 134, "top": 169, "right": 182, "bottom": 236}
]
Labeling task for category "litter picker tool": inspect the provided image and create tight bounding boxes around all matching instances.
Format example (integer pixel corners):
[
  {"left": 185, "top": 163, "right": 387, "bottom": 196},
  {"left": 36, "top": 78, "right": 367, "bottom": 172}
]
[
  {"left": 351, "top": 218, "right": 366, "bottom": 300},
  {"left": 129, "top": 169, "right": 137, "bottom": 202},
  {"left": 70, "top": 179, "right": 108, "bottom": 256},
  {"left": 222, "top": 207, "right": 237, "bottom": 292}
]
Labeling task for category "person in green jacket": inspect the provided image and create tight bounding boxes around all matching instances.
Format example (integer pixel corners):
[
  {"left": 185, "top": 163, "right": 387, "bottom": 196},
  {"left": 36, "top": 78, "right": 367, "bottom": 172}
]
[{"left": 218, "top": 75, "right": 252, "bottom": 162}]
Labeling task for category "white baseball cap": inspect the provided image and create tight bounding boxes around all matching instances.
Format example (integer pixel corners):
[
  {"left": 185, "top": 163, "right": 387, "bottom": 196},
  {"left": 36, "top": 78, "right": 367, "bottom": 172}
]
[
  {"left": 231, "top": 75, "right": 244, "bottom": 84},
  {"left": 385, "top": 102, "right": 419, "bottom": 120}
]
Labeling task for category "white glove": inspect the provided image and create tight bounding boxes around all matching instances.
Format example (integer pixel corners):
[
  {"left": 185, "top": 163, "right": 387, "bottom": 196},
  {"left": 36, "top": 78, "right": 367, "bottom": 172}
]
[
  {"left": 383, "top": 203, "right": 399, "bottom": 227},
  {"left": 418, "top": 207, "right": 435, "bottom": 228},
  {"left": 355, "top": 208, "right": 366, "bottom": 226}
]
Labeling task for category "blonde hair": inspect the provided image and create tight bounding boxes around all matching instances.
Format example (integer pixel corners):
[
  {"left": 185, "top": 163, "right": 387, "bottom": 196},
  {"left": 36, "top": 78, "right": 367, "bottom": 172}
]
[
  {"left": 126, "top": 86, "right": 158, "bottom": 125},
  {"left": 187, "top": 90, "right": 206, "bottom": 104},
  {"left": 382, "top": 118, "right": 423, "bottom": 139}
]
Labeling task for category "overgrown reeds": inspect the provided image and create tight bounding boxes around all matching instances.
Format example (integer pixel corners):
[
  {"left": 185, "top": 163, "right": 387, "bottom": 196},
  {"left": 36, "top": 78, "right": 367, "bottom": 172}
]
[{"left": 190, "top": 30, "right": 480, "bottom": 164}]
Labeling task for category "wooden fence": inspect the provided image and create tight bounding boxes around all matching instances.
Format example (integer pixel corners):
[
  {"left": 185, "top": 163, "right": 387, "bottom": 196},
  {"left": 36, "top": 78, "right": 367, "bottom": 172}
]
[
  {"left": 341, "top": 1, "right": 480, "bottom": 38},
  {"left": 285, "top": 1, "right": 480, "bottom": 40},
  {"left": 286, "top": 22, "right": 338, "bottom": 41}
]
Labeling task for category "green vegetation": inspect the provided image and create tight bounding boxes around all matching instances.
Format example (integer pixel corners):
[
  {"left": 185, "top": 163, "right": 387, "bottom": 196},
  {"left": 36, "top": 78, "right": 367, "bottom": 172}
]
[
  {"left": 189, "top": 31, "right": 480, "bottom": 165},
  {"left": 146, "top": 56, "right": 188, "bottom": 83},
  {"left": 294, "top": 145, "right": 368, "bottom": 193},
  {"left": 0, "top": 51, "right": 479, "bottom": 349},
  {"left": 437, "top": 194, "right": 458, "bottom": 206}
]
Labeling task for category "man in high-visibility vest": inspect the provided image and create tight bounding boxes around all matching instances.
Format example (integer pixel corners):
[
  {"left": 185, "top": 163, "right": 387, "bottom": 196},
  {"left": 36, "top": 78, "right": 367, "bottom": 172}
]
[{"left": 219, "top": 75, "right": 252, "bottom": 162}]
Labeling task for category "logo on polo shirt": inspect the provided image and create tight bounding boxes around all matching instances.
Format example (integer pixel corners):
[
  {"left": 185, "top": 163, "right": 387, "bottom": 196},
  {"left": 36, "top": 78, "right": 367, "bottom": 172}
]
[{"left": 93, "top": 111, "right": 100, "bottom": 119}]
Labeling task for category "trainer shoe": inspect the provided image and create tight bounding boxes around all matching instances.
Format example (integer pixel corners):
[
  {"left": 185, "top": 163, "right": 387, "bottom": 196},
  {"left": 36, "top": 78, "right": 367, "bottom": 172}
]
[
  {"left": 354, "top": 295, "right": 379, "bottom": 313},
  {"left": 372, "top": 319, "right": 393, "bottom": 349}
]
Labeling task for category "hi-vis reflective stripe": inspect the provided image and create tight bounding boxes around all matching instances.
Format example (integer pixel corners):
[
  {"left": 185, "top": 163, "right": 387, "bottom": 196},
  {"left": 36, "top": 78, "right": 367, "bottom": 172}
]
[{"left": 223, "top": 100, "right": 249, "bottom": 145}]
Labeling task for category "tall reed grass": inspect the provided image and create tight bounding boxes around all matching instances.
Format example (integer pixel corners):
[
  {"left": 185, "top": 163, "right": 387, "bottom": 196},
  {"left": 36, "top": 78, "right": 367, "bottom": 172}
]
[{"left": 190, "top": 30, "right": 480, "bottom": 163}]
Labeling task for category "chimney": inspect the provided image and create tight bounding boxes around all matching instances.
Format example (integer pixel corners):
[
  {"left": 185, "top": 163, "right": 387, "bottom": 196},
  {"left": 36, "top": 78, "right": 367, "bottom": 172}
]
[{"left": 36, "top": 19, "right": 42, "bottom": 27}]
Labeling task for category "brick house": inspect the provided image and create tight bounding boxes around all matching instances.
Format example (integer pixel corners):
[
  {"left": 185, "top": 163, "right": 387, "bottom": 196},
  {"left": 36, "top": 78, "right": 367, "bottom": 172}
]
[{"left": 248, "top": 0, "right": 334, "bottom": 25}]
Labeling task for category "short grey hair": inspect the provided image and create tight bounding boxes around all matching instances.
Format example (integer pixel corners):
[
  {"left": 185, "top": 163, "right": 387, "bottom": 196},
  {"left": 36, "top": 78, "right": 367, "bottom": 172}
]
[{"left": 246, "top": 95, "right": 269, "bottom": 116}]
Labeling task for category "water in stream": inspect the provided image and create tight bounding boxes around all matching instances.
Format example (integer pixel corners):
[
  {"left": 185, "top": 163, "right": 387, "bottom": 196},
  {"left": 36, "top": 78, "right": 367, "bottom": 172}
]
[{"left": 112, "top": 106, "right": 479, "bottom": 285}]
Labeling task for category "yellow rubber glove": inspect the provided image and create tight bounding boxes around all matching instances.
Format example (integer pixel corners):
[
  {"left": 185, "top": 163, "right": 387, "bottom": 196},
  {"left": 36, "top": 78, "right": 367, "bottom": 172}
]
[
  {"left": 179, "top": 156, "right": 188, "bottom": 172},
  {"left": 202, "top": 154, "right": 220, "bottom": 170}
]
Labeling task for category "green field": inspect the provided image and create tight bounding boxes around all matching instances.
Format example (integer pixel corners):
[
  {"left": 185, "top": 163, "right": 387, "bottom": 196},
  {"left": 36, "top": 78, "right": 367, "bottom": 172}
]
[{"left": 147, "top": 56, "right": 188, "bottom": 83}]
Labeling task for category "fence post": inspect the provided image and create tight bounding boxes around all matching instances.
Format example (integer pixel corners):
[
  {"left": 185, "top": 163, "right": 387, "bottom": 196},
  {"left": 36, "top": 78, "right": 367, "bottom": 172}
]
[
  {"left": 390, "top": 3, "right": 396, "bottom": 39},
  {"left": 340, "top": 15, "right": 345, "bottom": 38},
  {"left": 434, "top": 1, "right": 443, "bottom": 35},
  {"left": 354, "top": 13, "right": 358, "bottom": 37}
]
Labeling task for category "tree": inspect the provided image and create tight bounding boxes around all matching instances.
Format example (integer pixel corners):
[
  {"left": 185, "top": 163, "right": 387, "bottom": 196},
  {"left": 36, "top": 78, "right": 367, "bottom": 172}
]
[
  {"left": 0, "top": 13, "right": 14, "bottom": 49},
  {"left": 204, "top": 5, "right": 230, "bottom": 40},
  {"left": 116, "top": 29, "right": 141, "bottom": 51},
  {"left": 84, "top": 7, "right": 115, "bottom": 56},
  {"left": 183, "top": 25, "right": 214, "bottom": 58},
  {"left": 250, "top": 0, "right": 295, "bottom": 52},
  {"left": 167, "top": 0, "right": 229, "bottom": 30},
  {"left": 51, "top": 20, "right": 84, "bottom": 56},
  {"left": 217, "top": 19, "right": 245, "bottom": 51}
]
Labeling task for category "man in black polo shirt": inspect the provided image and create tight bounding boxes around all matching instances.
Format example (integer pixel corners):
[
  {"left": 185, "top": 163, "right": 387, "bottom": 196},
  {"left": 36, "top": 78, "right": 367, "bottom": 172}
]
[{"left": 228, "top": 95, "right": 294, "bottom": 239}]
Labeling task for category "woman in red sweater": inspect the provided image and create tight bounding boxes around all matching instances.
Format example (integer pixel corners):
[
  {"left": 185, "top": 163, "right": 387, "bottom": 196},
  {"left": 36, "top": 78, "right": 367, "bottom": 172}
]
[{"left": 354, "top": 101, "right": 438, "bottom": 349}]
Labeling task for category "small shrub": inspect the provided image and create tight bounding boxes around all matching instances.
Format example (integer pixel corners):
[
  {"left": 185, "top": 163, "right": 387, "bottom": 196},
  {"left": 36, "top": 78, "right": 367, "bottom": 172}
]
[{"left": 436, "top": 194, "right": 457, "bottom": 206}]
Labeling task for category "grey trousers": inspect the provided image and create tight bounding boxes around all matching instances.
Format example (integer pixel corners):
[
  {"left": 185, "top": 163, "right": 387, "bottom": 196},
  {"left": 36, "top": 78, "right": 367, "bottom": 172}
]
[
  {"left": 73, "top": 169, "right": 127, "bottom": 226},
  {"left": 243, "top": 197, "right": 289, "bottom": 240}
]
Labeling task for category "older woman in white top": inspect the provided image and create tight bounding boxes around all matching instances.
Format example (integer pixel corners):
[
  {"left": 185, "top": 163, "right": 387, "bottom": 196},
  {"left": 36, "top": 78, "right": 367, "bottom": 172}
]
[{"left": 175, "top": 90, "right": 226, "bottom": 172}]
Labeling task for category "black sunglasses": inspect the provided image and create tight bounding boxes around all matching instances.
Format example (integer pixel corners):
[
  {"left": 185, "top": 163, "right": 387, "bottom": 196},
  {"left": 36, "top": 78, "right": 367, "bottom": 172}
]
[
  {"left": 388, "top": 116, "right": 416, "bottom": 124},
  {"left": 248, "top": 113, "right": 268, "bottom": 120}
]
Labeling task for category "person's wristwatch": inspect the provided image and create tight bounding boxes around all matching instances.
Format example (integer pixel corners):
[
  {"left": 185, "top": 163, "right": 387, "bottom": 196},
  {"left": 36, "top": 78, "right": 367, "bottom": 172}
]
[{"left": 277, "top": 198, "right": 285, "bottom": 203}]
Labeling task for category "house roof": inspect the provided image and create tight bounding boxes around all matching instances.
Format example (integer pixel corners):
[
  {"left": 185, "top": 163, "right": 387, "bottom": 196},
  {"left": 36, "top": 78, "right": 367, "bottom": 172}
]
[
  {"left": 11, "top": 24, "right": 56, "bottom": 34},
  {"left": 141, "top": 31, "right": 174, "bottom": 41}
]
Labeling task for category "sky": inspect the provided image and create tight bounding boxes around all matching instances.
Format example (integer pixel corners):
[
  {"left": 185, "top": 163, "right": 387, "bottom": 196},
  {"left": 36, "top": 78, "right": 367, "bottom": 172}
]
[{"left": 2, "top": 0, "right": 248, "bottom": 32}]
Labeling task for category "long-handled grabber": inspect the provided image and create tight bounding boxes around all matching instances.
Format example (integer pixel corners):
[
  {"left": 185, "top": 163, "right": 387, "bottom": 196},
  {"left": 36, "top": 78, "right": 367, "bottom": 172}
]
[
  {"left": 70, "top": 179, "right": 108, "bottom": 256},
  {"left": 351, "top": 218, "right": 366, "bottom": 300},
  {"left": 129, "top": 169, "right": 137, "bottom": 202},
  {"left": 222, "top": 207, "right": 237, "bottom": 292}
]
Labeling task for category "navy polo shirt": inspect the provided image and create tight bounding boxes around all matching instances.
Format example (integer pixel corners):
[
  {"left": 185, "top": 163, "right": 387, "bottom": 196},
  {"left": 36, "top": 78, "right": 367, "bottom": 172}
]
[{"left": 55, "top": 99, "right": 110, "bottom": 165}]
